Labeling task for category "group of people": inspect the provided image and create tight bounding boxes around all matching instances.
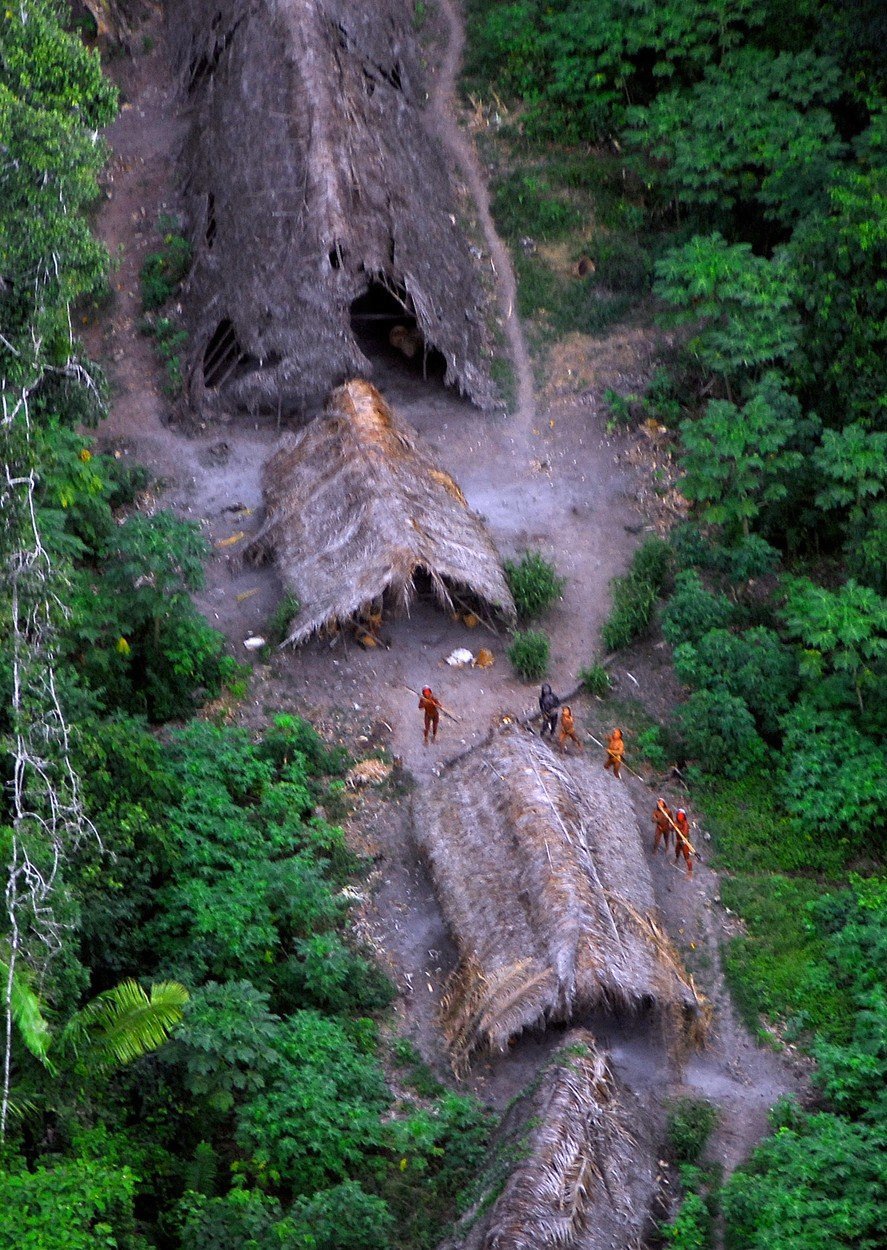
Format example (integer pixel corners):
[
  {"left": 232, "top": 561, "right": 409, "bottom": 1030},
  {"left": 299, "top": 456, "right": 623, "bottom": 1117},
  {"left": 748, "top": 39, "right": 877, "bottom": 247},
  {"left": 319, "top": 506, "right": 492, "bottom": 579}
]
[{"left": 417, "top": 682, "right": 695, "bottom": 877}]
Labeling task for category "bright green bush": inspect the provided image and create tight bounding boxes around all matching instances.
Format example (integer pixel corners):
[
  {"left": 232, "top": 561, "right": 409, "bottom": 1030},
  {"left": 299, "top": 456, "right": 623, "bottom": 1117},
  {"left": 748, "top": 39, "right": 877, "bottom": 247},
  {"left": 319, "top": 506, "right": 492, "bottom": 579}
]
[
  {"left": 673, "top": 626, "right": 798, "bottom": 734},
  {"left": 667, "top": 1098, "right": 720, "bottom": 1163},
  {"left": 507, "top": 629, "right": 550, "bottom": 679},
  {"left": 601, "top": 538, "right": 670, "bottom": 651},
  {"left": 140, "top": 218, "right": 192, "bottom": 310},
  {"left": 578, "top": 662, "right": 612, "bottom": 697},
  {"left": 777, "top": 704, "right": 887, "bottom": 857},
  {"left": 0, "top": 1158, "right": 142, "bottom": 1250},
  {"left": 504, "top": 550, "right": 565, "bottom": 620},
  {"left": 675, "top": 688, "right": 766, "bottom": 778},
  {"left": 662, "top": 570, "right": 733, "bottom": 647},
  {"left": 660, "top": 1191, "right": 710, "bottom": 1250}
]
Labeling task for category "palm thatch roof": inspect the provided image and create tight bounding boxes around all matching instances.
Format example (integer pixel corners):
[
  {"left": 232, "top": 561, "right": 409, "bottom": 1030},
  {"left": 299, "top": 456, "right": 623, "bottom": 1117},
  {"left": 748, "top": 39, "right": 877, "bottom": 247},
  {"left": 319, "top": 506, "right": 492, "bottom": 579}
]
[
  {"left": 243, "top": 381, "right": 516, "bottom": 643},
  {"left": 169, "top": 0, "right": 497, "bottom": 413},
  {"left": 412, "top": 725, "right": 702, "bottom": 1068},
  {"left": 442, "top": 1030, "right": 657, "bottom": 1250}
]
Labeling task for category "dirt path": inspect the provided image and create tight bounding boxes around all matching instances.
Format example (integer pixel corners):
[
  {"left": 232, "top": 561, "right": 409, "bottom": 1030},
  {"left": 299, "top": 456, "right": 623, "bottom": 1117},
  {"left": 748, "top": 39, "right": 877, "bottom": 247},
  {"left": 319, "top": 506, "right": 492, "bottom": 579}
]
[
  {"left": 84, "top": 6, "right": 804, "bottom": 1238},
  {"left": 430, "top": 0, "right": 535, "bottom": 430}
]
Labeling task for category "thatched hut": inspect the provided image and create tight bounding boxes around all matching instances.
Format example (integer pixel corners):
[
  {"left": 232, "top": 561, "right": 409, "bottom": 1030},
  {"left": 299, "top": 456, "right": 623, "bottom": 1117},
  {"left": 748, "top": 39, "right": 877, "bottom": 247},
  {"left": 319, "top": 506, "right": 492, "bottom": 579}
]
[
  {"left": 442, "top": 1030, "right": 658, "bottom": 1250},
  {"left": 169, "top": 0, "right": 497, "bottom": 414},
  {"left": 243, "top": 381, "right": 516, "bottom": 644},
  {"left": 412, "top": 725, "right": 702, "bottom": 1067}
]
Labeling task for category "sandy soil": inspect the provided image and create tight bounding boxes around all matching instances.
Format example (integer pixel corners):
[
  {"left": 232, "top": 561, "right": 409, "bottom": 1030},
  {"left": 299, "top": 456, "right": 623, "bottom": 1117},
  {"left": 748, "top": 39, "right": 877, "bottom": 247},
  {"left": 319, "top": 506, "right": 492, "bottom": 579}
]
[{"left": 84, "top": 3, "right": 805, "bottom": 1234}]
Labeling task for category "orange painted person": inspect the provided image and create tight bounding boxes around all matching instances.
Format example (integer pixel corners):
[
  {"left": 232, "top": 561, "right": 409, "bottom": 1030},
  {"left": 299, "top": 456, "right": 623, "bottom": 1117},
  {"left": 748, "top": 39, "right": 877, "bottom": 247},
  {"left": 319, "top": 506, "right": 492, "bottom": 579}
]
[
  {"left": 603, "top": 727, "right": 624, "bottom": 778},
  {"left": 674, "top": 808, "right": 694, "bottom": 876},
  {"left": 652, "top": 798, "right": 673, "bottom": 853},
  {"left": 418, "top": 686, "right": 443, "bottom": 745},
  {"left": 558, "top": 705, "right": 583, "bottom": 754}
]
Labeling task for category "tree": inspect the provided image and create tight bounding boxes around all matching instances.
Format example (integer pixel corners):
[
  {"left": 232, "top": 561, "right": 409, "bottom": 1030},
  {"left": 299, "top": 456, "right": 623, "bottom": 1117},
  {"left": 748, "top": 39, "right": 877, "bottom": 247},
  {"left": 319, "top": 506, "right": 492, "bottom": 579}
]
[
  {"left": 654, "top": 234, "right": 800, "bottom": 399},
  {"left": 814, "top": 425, "right": 887, "bottom": 591},
  {"left": 780, "top": 577, "right": 887, "bottom": 711},
  {"left": 679, "top": 374, "right": 807, "bottom": 537}
]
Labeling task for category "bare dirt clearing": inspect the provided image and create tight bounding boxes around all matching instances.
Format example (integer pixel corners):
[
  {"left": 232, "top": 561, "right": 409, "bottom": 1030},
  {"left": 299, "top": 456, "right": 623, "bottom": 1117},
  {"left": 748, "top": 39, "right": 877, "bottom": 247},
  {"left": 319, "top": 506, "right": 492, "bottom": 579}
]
[{"left": 86, "top": 5, "right": 804, "bottom": 1231}]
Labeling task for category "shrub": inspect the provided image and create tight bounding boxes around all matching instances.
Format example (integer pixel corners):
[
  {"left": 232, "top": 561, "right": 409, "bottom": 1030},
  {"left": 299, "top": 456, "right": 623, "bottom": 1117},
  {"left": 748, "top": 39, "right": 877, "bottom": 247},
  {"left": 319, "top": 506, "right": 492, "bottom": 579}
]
[
  {"left": 636, "top": 724, "right": 669, "bottom": 771},
  {"left": 777, "top": 703, "right": 887, "bottom": 855},
  {"left": 507, "top": 629, "right": 550, "bottom": 679},
  {"left": 578, "top": 662, "right": 611, "bottom": 697},
  {"left": 601, "top": 538, "right": 670, "bottom": 651},
  {"left": 659, "top": 1191, "right": 710, "bottom": 1250},
  {"left": 667, "top": 1098, "right": 720, "bottom": 1164},
  {"left": 267, "top": 591, "right": 301, "bottom": 645},
  {"left": 672, "top": 626, "right": 799, "bottom": 734},
  {"left": 140, "top": 218, "right": 192, "bottom": 310},
  {"left": 491, "top": 171, "right": 584, "bottom": 242},
  {"left": 675, "top": 688, "right": 766, "bottom": 778},
  {"left": 662, "top": 570, "right": 733, "bottom": 647},
  {"left": 285, "top": 932, "right": 396, "bottom": 1015},
  {"left": 588, "top": 232, "right": 652, "bottom": 292},
  {"left": 0, "top": 1158, "right": 142, "bottom": 1250},
  {"left": 504, "top": 550, "right": 565, "bottom": 621}
]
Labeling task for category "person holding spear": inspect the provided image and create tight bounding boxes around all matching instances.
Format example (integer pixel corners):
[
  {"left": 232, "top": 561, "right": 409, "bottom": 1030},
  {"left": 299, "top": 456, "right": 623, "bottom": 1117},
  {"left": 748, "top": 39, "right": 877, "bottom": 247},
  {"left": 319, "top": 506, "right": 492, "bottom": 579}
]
[{"left": 418, "top": 686, "right": 444, "bottom": 745}]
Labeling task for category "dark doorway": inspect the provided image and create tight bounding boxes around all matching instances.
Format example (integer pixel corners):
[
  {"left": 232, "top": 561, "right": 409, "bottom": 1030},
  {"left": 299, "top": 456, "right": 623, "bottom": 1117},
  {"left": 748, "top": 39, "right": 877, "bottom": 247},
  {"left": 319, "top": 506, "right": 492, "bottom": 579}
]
[{"left": 349, "top": 280, "right": 446, "bottom": 383}]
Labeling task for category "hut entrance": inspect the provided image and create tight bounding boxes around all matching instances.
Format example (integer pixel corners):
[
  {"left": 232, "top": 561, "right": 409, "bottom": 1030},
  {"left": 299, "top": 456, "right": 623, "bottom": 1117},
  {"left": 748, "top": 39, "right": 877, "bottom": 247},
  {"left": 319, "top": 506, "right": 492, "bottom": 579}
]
[{"left": 350, "top": 280, "right": 446, "bottom": 384}]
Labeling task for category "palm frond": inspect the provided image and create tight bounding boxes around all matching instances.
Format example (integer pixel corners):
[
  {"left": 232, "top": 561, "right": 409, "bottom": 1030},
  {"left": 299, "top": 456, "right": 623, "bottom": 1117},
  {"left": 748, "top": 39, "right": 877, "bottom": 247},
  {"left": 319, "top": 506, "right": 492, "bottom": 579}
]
[
  {"left": 60, "top": 980, "right": 188, "bottom": 1072},
  {"left": 0, "top": 957, "right": 53, "bottom": 1066}
]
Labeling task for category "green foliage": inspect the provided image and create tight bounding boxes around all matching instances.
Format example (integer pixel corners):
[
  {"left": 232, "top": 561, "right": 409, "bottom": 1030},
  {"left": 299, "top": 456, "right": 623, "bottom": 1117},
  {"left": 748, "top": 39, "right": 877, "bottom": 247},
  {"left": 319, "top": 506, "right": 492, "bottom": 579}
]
[
  {"left": 722, "top": 1112, "right": 887, "bottom": 1250},
  {"left": 507, "top": 629, "right": 550, "bottom": 679},
  {"left": 789, "top": 163, "right": 887, "bottom": 428},
  {"left": 578, "top": 662, "right": 611, "bottom": 697},
  {"left": 286, "top": 932, "right": 396, "bottom": 1015},
  {"left": 491, "top": 172, "right": 584, "bottom": 241},
  {"left": 667, "top": 1098, "right": 720, "bottom": 1163},
  {"left": 780, "top": 577, "right": 887, "bottom": 710},
  {"left": 267, "top": 591, "right": 302, "bottom": 645},
  {"left": 59, "top": 980, "right": 188, "bottom": 1076},
  {"left": 679, "top": 375, "right": 808, "bottom": 538},
  {"left": 601, "top": 537, "right": 670, "bottom": 651},
  {"left": 629, "top": 49, "right": 844, "bottom": 227},
  {"left": 654, "top": 234, "right": 800, "bottom": 393},
  {"left": 662, "top": 570, "right": 733, "bottom": 647},
  {"left": 777, "top": 704, "right": 887, "bottom": 853},
  {"left": 235, "top": 1010, "right": 389, "bottom": 1194},
  {"left": 0, "top": 1157, "right": 144, "bottom": 1250},
  {"left": 675, "top": 688, "right": 766, "bottom": 778},
  {"left": 140, "top": 219, "right": 192, "bottom": 310},
  {"left": 660, "top": 1190, "right": 711, "bottom": 1249},
  {"left": 673, "top": 626, "right": 798, "bottom": 733},
  {"left": 142, "top": 314, "right": 188, "bottom": 397},
  {"left": 170, "top": 981, "right": 282, "bottom": 1113},
  {"left": 504, "top": 550, "right": 565, "bottom": 620},
  {"left": 814, "top": 425, "right": 887, "bottom": 591}
]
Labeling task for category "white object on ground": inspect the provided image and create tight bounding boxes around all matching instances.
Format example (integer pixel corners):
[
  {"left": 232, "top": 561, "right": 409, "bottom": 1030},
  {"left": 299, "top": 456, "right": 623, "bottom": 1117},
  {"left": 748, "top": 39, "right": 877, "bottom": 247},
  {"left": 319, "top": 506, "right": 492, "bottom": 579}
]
[
  {"left": 243, "top": 636, "right": 266, "bottom": 650},
  {"left": 446, "top": 647, "right": 474, "bottom": 666}
]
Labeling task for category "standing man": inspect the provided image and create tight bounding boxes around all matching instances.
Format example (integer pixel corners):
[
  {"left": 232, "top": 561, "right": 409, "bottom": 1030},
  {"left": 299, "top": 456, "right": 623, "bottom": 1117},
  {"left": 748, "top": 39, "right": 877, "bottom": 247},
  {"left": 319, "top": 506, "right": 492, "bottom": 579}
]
[
  {"left": 652, "top": 798, "right": 673, "bottom": 853},
  {"left": 539, "top": 683, "right": 561, "bottom": 737},
  {"left": 603, "top": 728, "right": 624, "bottom": 778},
  {"left": 418, "top": 686, "right": 442, "bottom": 746},
  {"left": 674, "top": 808, "right": 694, "bottom": 876},
  {"left": 558, "top": 705, "right": 584, "bottom": 754}
]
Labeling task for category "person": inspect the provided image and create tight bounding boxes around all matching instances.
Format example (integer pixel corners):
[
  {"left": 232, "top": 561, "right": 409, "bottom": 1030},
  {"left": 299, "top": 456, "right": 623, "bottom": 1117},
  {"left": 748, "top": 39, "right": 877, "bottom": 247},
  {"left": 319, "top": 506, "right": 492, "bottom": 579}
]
[
  {"left": 674, "top": 808, "right": 693, "bottom": 876},
  {"left": 418, "top": 686, "right": 442, "bottom": 745},
  {"left": 652, "top": 798, "right": 673, "bottom": 853},
  {"left": 604, "top": 727, "right": 624, "bottom": 778},
  {"left": 558, "top": 705, "right": 583, "bottom": 753},
  {"left": 539, "top": 683, "right": 561, "bottom": 737}
]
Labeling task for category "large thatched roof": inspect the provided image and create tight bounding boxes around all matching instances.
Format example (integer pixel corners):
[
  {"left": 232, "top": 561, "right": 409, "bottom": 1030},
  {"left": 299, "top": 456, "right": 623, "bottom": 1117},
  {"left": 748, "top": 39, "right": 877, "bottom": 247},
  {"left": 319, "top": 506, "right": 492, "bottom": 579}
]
[
  {"left": 412, "top": 725, "right": 702, "bottom": 1067},
  {"left": 169, "top": 0, "right": 497, "bottom": 413},
  {"left": 244, "top": 381, "right": 516, "bottom": 643},
  {"left": 442, "top": 1030, "right": 657, "bottom": 1250}
]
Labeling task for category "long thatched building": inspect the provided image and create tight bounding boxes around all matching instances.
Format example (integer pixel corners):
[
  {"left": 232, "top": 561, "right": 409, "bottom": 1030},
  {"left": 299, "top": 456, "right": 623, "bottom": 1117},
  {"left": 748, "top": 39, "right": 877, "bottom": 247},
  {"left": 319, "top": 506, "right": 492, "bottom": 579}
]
[
  {"left": 442, "top": 1031, "right": 658, "bottom": 1250},
  {"left": 244, "top": 381, "right": 516, "bottom": 643},
  {"left": 412, "top": 726, "right": 702, "bottom": 1068},
  {"left": 169, "top": 0, "right": 497, "bottom": 413}
]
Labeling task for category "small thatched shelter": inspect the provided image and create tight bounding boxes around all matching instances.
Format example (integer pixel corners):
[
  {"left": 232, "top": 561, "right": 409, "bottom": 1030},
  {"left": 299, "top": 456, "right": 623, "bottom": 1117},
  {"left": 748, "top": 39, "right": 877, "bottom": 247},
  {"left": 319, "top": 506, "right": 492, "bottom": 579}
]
[
  {"left": 169, "top": 0, "right": 497, "bottom": 413},
  {"left": 442, "top": 1031, "right": 658, "bottom": 1250},
  {"left": 244, "top": 381, "right": 516, "bottom": 644},
  {"left": 412, "top": 725, "right": 702, "bottom": 1067}
]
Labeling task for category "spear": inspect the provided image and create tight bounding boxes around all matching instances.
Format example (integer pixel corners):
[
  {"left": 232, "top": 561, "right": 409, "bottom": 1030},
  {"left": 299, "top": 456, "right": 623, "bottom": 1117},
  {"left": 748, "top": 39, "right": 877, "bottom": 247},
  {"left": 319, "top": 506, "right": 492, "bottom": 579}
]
[{"left": 400, "top": 683, "right": 462, "bottom": 723}]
